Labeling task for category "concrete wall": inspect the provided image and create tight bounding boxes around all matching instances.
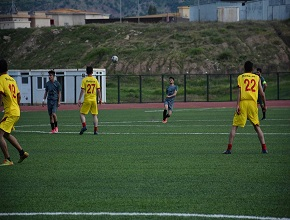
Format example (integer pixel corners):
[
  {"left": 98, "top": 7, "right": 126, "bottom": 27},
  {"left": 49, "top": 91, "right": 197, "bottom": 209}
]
[
  {"left": 0, "top": 20, "right": 31, "bottom": 29},
  {"left": 72, "top": 14, "right": 86, "bottom": 26},
  {"left": 30, "top": 11, "right": 51, "bottom": 28},
  {"left": 86, "top": 14, "right": 110, "bottom": 19},
  {"left": 178, "top": 6, "right": 190, "bottom": 19},
  {"left": 50, "top": 14, "right": 85, "bottom": 26},
  {"left": 30, "top": 18, "right": 51, "bottom": 28},
  {"left": 217, "top": 7, "right": 239, "bottom": 22}
]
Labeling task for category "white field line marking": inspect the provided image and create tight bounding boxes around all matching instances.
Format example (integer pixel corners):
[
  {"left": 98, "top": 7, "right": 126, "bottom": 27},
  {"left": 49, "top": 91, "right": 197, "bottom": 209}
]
[
  {"left": 175, "top": 119, "right": 290, "bottom": 122},
  {"left": 145, "top": 108, "right": 290, "bottom": 113},
  {"left": 14, "top": 130, "right": 290, "bottom": 135},
  {"left": 15, "top": 124, "right": 290, "bottom": 128},
  {"left": 82, "top": 124, "right": 288, "bottom": 128},
  {"left": 14, "top": 118, "right": 290, "bottom": 127},
  {"left": 98, "top": 132, "right": 290, "bottom": 135},
  {"left": 0, "top": 212, "right": 289, "bottom": 219},
  {"left": 145, "top": 108, "right": 217, "bottom": 112}
]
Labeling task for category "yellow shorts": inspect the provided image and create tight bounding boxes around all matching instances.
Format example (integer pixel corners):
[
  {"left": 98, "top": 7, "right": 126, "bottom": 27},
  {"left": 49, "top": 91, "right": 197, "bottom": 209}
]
[
  {"left": 80, "top": 100, "right": 98, "bottom": 115},
  {"left": 0, "top": 115, "right": 20, "bottom": 134},
  {"left": 232, "top": 100, "right": 259, "bottom": 127}
]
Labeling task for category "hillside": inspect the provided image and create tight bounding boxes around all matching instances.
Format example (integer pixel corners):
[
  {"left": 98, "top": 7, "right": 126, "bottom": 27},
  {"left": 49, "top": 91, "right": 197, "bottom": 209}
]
[{"left": 0, "top": 20, "right": 290, "bottom": 74}]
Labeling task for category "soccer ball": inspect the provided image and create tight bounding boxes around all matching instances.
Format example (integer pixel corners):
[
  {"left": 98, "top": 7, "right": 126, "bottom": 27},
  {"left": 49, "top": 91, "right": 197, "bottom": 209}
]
[{"left": 111, "top": 55, "right": 118, "bottom": 63}]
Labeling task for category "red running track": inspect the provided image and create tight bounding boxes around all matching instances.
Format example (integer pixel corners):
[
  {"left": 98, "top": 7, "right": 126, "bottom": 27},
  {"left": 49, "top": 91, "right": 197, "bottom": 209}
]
[{"left": 19, "top": 100, "right": 290, "bottom": 112}]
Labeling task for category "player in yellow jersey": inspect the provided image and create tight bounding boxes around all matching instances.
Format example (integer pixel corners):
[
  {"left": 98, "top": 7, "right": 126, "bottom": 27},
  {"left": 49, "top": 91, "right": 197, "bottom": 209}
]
[
  {"left": 0, "top": 59, "right": 29, "bottom": 166},
  {"left": 78, "top": 66, "right": 102, "bottom": 135},
  {"left": 223, "top": 61, "right": 268, "bottom": 154}
]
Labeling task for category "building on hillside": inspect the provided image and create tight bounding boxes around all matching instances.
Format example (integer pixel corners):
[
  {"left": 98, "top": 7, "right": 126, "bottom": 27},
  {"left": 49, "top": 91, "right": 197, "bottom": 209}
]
[
  {"left": 0, "top": 8, "right": 110, "bottom": 29},
  {"left": 86, "top": 6, "right": 190, "bottom": 24},
  {"left": 0, "top": 11, "right": 31, "bottom": 29},
  {"left": 0, "top": 11, "right": 51, "bottom": 29},
  {"left": 217, "top": 6, "right": 240, "bottom": 22},
  {"left": 189, "top": 0, "right": 290, "bottom": 22},
  {"left": 46, "top": 8, "right": 110, "bottom": 26},
  {"left": 0, "top": 0, "right": 51, "bottom": 29},
  {"left": 124, "top": 12, "right": 185, "bottom": 23},
  {"left": 29, "top": 11, "right": 51, "bottom": 28},
  {"left": 178, "top": 6, "right": 190, "bottom": 19}
]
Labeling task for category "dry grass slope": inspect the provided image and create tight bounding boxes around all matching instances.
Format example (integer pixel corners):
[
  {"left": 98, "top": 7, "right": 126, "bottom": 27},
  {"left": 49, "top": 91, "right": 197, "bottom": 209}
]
[{"left": 0, "top": 20, "right": 289, "bottom": 74}]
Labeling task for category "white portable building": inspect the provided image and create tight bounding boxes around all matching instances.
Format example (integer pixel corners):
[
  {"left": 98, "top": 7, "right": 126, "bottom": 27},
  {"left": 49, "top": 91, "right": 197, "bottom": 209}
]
[{"left": 9, "top": 69, "right": 106, "bottom": 105}]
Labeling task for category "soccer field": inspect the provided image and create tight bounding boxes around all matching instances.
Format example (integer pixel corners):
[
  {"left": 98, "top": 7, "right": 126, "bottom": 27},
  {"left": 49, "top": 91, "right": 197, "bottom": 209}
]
[{"left": 0, "top": 107, "right": 289, "bottom": 220}]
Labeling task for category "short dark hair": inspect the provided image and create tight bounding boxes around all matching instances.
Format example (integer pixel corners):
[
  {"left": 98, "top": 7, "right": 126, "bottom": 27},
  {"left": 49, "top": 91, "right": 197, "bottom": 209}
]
[
  {"left": 86, "top": 66, "right": 93, "bottom": 74},
  {"left": 48, "top": 70, "right": 55, "bottom": 75},
  {"left": 169, "top": 76, "right": 174, "bottom": 81},
  {"left": 257, "top": 68, "right": 262, "bottom": 73},
  {"left": 244, "top": 61, "right": 253, "bottom": 73},
  {"left": 0, "top": 59, "right": 8, "bottom": 73}
]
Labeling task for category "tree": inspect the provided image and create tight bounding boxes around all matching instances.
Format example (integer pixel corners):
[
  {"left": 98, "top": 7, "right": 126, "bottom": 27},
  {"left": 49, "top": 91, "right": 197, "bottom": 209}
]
[{"left": 148, "top": 5, "right": 157, "bottom": 15}]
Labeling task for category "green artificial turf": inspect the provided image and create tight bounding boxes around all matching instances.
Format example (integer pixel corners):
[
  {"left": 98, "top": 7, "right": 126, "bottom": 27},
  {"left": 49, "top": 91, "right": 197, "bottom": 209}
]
[{"left": 0, "top": 107, "right": 289, "bottom": 220}]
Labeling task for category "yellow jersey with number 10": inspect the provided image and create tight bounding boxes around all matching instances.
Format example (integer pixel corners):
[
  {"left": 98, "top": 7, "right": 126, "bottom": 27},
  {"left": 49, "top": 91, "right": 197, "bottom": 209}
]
[
  {"left": 238, "top": 73, "right": 260, "bottom": 102},
  {"left": 0, "top": 73, "right": 20, "bottom": 117}
]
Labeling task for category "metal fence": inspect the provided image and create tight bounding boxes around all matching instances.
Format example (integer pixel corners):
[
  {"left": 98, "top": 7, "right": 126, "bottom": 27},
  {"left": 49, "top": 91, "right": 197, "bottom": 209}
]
[
  {"left": 106, "top": 73, "right": 290, "bottom": 104},
  {"left": 12, "top": 72, "right": 290, "bottom": 105}
]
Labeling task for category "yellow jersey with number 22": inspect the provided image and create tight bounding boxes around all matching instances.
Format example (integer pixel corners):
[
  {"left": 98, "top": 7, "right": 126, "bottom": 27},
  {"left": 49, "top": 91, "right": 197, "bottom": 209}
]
[{"left": 238, "top": 72, "right": 260, "bottom": 102}]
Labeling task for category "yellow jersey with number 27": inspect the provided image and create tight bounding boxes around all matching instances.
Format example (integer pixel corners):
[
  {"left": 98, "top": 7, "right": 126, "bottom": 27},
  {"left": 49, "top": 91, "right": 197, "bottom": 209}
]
[{"left": 81, "top": 76, "right": 100, "bottom": 102}]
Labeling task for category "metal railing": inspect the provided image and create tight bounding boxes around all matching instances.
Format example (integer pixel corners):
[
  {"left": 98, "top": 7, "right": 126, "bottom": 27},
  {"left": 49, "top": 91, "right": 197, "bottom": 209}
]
[
  {"left": 12, "top": 72, "right": 290, "bottom": 105},
  {"left": 106, "top": 73, "right": 290, "bottom": 103}
]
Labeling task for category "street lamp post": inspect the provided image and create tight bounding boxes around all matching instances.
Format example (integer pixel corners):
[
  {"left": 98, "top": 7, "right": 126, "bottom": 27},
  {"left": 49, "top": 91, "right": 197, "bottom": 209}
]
[
  {"left": 198, "top": 0, "right": 200, "bottom": 22},
  {"left": 120, "top": 0, "right": 122, "bottom": 23},
  {"left": 137, "top": 0, "right": 140, "bottom": 23}
]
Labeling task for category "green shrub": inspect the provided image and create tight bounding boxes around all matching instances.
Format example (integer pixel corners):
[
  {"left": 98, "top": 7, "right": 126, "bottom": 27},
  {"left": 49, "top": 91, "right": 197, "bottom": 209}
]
[
  {"left": 188, "top": 47, "right": 203, "bottom": 56},
  {"left": 217, "top": 50, "right": 232, "bottom": 61}
]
